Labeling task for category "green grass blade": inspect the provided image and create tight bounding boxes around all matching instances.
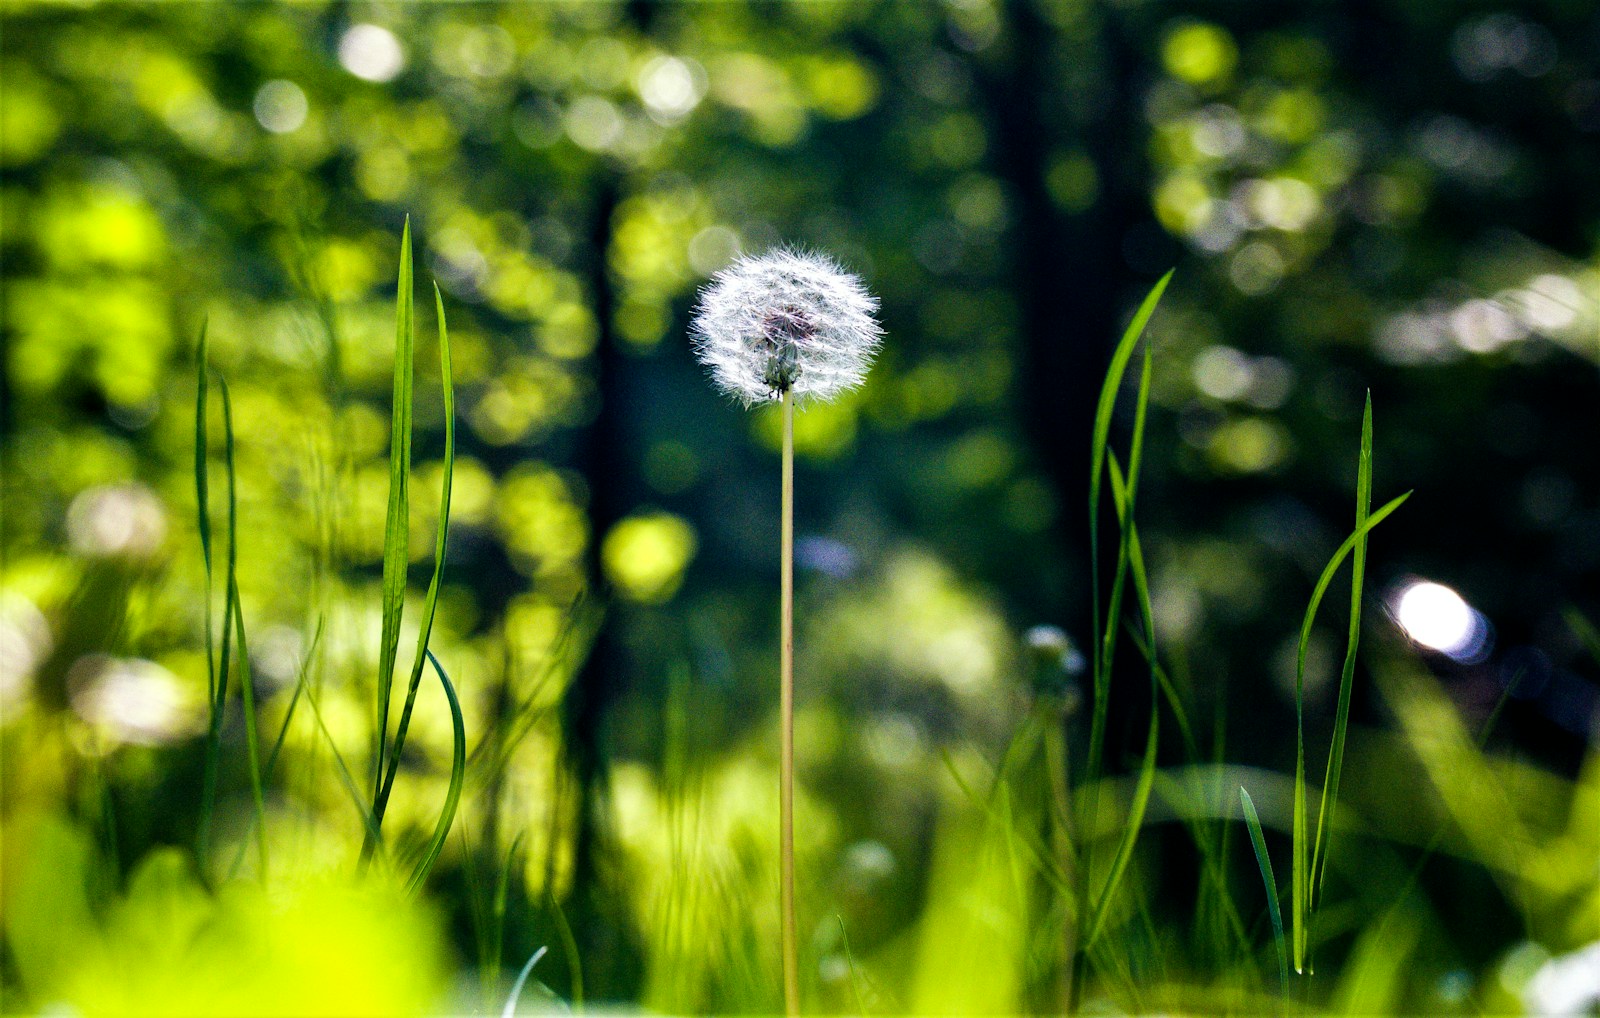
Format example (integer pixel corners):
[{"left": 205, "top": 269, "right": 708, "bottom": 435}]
[
  {"left": 194, "top": 320, "right": 220, "bottom": 866},
  {"left": 1292, "top": 726, "right": 1307, "bottom": 974},
  {"left": 1310, "top": 395, "right": 1374, "bottom": 913},
  {"left": 1084, "top": 700, "right": 1158, "bottom": 948},
  {"left": 227, "top": 616, "right": 325, "bottom": 881},
  {"left": 301, "top": 679, "right": 385, "bottom": 853},
  {"left": 374, "top": 216, "right": 415, "bottom": 809},
  {"left": 938, "top": 748, "right": 1074, "bottom": 896},
  {"left": 1292, "top": 440, "right": 1408, "bottom": 975},
  {"left": 200, "top": 368, "right": 241, "bottom": 875},
  {"left": 375, "top": 282, "right": 454, "bottom": 825},
  {"left": 836, "top": 915, "right": 871, "bottom": 1016},
  {"left": 1086, "top": 271, "right": 1173, "bottom": 784},
  {"left": 492, "top": 831, "right": 525, "bottom": 981},
  {"left": 217, "top": 377, "right": 269, "bottom": 877},
  {"left": 260, "top": 615, "right": 323, "bottom": 786},
  {"left": 406, "top": 649, "right": 466, "bottom": 895},
  {"left": 230, "top": 576, "right": 269, "bottom": 876},
  {"left": 194, "top": 317, "right": 213, "bottom": 679},
  {"left": 1240, "top": 786, "right": 1289, "bottom": 998},
  {"left": 1085, "top": 445, "right": 1163, "bottom": 951},
  {"left": 547, "top": 888, "right": 584, "bottom": 1011}
]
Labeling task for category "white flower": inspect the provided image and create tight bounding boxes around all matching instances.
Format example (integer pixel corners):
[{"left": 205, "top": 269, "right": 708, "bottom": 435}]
[{"left": 690, "top": 248, "right": 883, "bottom": 406}]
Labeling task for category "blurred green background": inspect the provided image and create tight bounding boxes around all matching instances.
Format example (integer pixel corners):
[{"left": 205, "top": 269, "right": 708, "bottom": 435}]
[{"left": 1, "top": 1, "right": 1597, "bottom": 1015}]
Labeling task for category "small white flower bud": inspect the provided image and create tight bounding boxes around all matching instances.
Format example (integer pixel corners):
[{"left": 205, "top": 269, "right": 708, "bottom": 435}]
[{"left": 690, "top": 248, "right": 883, "bottom": 407}]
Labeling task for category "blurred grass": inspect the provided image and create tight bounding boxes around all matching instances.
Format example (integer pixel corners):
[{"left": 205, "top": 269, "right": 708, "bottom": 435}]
[{"left": 2, "top": 220, "right": 1595, "bottom": 1017}]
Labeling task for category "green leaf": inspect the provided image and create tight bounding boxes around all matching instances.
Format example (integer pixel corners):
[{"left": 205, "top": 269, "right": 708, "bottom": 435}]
[
  {"left": 1310, "top": 394, "right": 1374, "bottom": 913},
  {"left": 1086, "top": 271, "right": 1173, "bottom": 793},
  {"left": 374, "top": 216, "right": 415, "bottom": 810},
  {"left": 1084, "top": 699, "right": 1158, "bottom": 949},
  {"left": 406, "top": 650, "right": 467, "bottom": 895},
  {"left": 227, "top": 617, "right": 325, "bottom": 881},
  {"left": 193, "top": 320, "right": 220, "bottom": 866},
  {"left": 1292, "top": 411, "right": 1409, "bottom": 973},
  {"left": 374, "top": 280, "right": 455, "bottom": 827},
  {"left": 1240, "top": 786, "right": 1289, "bottom": 998}
]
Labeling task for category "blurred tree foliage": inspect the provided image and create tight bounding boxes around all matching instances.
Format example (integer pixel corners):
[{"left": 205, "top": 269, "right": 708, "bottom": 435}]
[{"left": 1, "top": 0, "right": 1597, "bottom": 1011}]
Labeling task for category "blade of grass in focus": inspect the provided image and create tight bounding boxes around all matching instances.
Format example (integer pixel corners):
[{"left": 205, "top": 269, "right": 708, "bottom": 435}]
[
  {"left": 373, "top": 216, "right": 415, "bottom": 820},
  {"left": 405, "top": 649, "right": 466, "bottom": 895},
  {"left": 1085, "top": 271, "right": 1173, "bottom": 802},
  {"left": 1240, "top": 786, "right": 1289, "bottom": 998},
  {"left": 1310, "top": 396, "right": 1374, "bottom": 915},
  {"left": 375, "top": 280, "right": 455, "bottom": 829},
  {"left": 1292, "top": 405, "right": 1409, "bottom": 974},
  {"left": 1078, "top": 289, "right": 1165, "bottom": 997}
]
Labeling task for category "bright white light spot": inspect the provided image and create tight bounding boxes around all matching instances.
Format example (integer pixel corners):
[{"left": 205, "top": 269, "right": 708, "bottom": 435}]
[
  {"left": 1242, "top": 177, "right": 1320, "bottom": 232},
  {"left": 1450, "top": 298, "right": 1525, "bottom": 353},
  {"left": 339, "top": 24, "right": 405, "bottom": 82},
  {"left": 67, "top": 483, "right": 167, "bottom": 559},
  {"left": 0, "top": 594, "right": 51, "bottom": 712},
  {"left": 637, "top": 56, "right": 705, "bottom": 121},
  {"left": 1517, "top": 274, "right": 1583, "bottom": 332},
  {"left": 1394, "top": 580, "right": 1490, "bottom": 662},
  {"left": 1524, "top": 940, "right": 1600, "bottom": 1017},
  {"left": 254, "top": 79, "right": 308, "bottom": 133},
  {"left": 69, "top": 656, "right": 199, "bottom": 747}
]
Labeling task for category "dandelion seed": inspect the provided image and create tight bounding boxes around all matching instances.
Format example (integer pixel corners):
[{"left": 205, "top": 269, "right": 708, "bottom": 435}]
[{"left": 690, "top": 248, "right": 883, "bottom": 406}]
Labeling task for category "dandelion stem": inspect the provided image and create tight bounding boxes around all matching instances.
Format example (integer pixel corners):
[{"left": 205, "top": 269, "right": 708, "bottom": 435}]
[{"left": 780, "top": 387, "right": 799, "bottom": 1017}]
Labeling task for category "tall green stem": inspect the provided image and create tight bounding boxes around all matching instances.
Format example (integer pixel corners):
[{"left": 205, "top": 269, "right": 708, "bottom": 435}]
[{"left": 780, "top": 388, "right": 799, "bottom": 1017}]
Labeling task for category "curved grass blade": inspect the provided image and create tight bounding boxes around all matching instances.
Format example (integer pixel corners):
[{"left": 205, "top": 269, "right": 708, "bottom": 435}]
[
  {"left": 502, "top": 946, "right": 549, "bottom": 1018},
  {"left": 374, "top": 216, "right": 415, "bottom": 810},
  {"left": 1310, "top": 395, "right": 1373, "bottom": 913},
  {"left": 375, "top": 281, "right": 455, "bottom": 827},
  {"left": 406, "top": 649, "right": 467, "bottom": 895},
  {"left": 1240, "top": 787, "right": 1289, "bottom": 998}
]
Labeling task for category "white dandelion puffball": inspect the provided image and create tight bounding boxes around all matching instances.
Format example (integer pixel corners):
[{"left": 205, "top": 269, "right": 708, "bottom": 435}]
[{"left": 691, "top": 248, "right": 883, "bottom": 406}]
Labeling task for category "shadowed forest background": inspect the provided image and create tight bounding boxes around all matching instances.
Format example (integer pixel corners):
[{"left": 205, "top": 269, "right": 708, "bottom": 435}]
[{"left": 1, "top": 1, "right": 1597, "bottom": 1014}]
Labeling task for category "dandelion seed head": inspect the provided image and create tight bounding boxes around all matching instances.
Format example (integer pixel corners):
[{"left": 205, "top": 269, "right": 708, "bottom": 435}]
[{"left": 690, "top": 248, "right": 883, "bottom": 407}]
